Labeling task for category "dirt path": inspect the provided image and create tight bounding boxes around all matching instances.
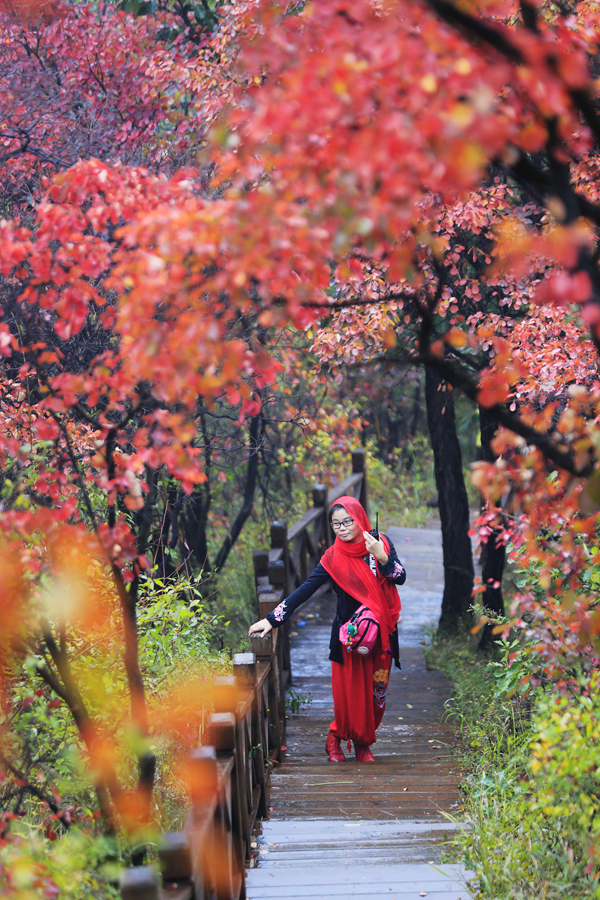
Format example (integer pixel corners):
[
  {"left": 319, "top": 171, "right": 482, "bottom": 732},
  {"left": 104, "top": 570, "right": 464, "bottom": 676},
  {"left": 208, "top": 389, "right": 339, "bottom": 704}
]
[{"left": 245, "top": 522, "right": 475, "bottom": 900}]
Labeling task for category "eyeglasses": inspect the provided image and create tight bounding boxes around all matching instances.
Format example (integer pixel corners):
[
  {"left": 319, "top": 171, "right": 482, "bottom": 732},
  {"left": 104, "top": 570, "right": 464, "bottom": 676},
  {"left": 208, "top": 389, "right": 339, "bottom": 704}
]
[{"left": 331, "top": 517, "right": 354, "bottom": 531}]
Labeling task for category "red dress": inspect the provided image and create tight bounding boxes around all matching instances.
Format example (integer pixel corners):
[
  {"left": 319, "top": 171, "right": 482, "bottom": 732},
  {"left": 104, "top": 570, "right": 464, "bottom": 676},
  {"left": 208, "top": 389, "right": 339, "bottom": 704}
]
[
  {"left": 266, "top": 496, "right": 404, "bottom": 746},
  {"left": 320, "top": 496, "right": 401, "bottom": 746},
  {"left": 330, "top": 637, "right": 392, "bottom": 745}
]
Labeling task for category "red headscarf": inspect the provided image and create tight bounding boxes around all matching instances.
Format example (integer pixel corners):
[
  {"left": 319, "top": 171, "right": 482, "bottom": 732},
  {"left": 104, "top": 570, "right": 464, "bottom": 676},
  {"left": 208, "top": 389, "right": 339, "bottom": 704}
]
[{"left": 320, "top": 496, "right": 401, "bottom": 654}]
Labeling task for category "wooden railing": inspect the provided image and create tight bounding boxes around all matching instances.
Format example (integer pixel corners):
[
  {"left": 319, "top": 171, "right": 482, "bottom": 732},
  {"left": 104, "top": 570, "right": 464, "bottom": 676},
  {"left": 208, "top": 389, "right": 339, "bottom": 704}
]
[{"left": 119, "top": 450, "right": 367, "bottom": 900}]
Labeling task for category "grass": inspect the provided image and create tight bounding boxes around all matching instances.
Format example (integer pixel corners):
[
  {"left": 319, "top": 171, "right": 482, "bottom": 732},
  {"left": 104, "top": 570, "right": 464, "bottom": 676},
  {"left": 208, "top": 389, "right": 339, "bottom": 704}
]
[
  {"left": 366, "top": 439, "right": 437, "bottom": 529},
  {"left": 427, "top": 633, "right": 600, "bottom": 899}
]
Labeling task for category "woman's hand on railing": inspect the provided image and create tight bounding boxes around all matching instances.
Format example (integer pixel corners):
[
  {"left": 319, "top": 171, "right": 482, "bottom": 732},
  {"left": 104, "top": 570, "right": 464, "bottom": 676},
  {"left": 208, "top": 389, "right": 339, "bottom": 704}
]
[{"left": 249, "top": 618, "right": 273, "bottom": 638}]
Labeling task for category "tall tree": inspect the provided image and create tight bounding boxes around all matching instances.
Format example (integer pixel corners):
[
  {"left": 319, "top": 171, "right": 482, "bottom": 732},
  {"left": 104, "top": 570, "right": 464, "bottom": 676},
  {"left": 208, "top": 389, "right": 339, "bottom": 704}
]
[{"left": 425, "top": 366, "right": 475, "bottom": 631}]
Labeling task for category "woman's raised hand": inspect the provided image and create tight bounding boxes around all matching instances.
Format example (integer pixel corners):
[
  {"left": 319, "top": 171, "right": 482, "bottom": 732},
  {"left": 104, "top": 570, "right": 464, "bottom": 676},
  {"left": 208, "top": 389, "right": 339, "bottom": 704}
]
[
  {"left": 248, "top": 618, "right": 273, "bottom": 638},
  {"left": 363, "top": 531, "right": 389, "bottom": 564}
]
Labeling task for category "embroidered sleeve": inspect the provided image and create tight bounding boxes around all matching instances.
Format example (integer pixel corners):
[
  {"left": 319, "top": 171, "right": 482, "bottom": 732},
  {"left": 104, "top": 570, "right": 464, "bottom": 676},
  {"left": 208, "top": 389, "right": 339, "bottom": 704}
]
[
  {"left": 376, "top": 535, "right": 406, "bottom": 584},
  {"left": 386, "top": 558, "right": 406, "bottom": 581},
  {"left": 265, "top": 563, "right": 330, "bottom": 628},
  {"left": 270, "top": 600, "right": 288, "bottom": 622}
]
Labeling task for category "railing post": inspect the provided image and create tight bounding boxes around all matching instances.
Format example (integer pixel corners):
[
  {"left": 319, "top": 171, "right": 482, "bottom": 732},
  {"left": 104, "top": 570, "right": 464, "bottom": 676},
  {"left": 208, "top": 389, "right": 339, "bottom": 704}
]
[
  {"left": 158, "top": 833, "right": 194, "bottom": 898},
  {"left": 119, "top": 867, "right": 160, "bottom": 900},
  {"left": 268, "top": 521, "right": 291, "bottom": 686},
  {"left": 270, "top": 521, "right": 289, "bottom": 595},
  {"left": 214, "top": 675, "right": 238, "bottom": 716},
  {"left": 232, "top": 652, "right": 257, "bottom": 689},
  {"left": 233, "top": 653, "right": 267, "bottom": 820},
  {"left": 185, "top": 747, "right": 218, "bottom": 899},
  {"left": 188, "top": 746, "right": 219, "bottom": 809},
  {"left": 250, "top": 630, "right": 284, "bottom": 753},
  {"left": 252, "top": 548, "right": 269, "bottom": 618},
  {"left": 209, "top": 712, "right": 246, "bottom": 900},
  {"left": 313, "top": 481, "right": 330, "bottom": 555},
  {"left": 256, "top": 593, "right": 288, "bottom": 716},
  {"left": 351, "top": 447, "right": 369, "bottom": 516},
  {"left": 214, "top": 676, "right": 251, "bottom": 869},
  {"left": 267, "top": 559, "right": 286, "bottom": 592}
]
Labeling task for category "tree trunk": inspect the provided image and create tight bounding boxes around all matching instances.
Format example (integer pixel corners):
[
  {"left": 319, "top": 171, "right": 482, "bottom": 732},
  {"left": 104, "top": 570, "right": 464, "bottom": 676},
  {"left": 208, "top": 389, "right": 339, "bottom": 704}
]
[
  {"left": 212, "top": 413, "right": 262, "bottom": 573},
  {"left": 403, "top": 370, "right": 422, "bottom": 472},
  {"left": 477, "top": 406, "right": 506, "bottom": 648},
  {"left": 425, "top": 366, "right": 474, "bottom": 633}
]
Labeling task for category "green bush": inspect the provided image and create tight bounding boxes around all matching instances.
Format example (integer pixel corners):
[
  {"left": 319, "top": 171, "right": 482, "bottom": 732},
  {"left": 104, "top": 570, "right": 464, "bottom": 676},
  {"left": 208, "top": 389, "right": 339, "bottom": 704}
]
[
  {"left": 528, "top": 673, "right": 600, "bottom": 882},
  {"left": 366, "top": 439, "right": 436, "bottom": 529},
  {"left": 429, "top": 634, "right": 600, "bottom": 898},
  {"left": 0, "top": 828, "right": 119, "bottom": 900}
]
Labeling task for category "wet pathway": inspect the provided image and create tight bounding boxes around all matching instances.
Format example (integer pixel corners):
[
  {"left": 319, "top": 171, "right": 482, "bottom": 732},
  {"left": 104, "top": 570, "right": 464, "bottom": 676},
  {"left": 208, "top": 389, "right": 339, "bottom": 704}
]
[{"left": 246, "top": 523, "right": 475, "bottom": 899}]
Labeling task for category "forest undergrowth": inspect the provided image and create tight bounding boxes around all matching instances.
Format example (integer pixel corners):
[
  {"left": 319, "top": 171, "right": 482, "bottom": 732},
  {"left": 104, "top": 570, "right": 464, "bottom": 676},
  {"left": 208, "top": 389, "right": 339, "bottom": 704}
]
[
  {"left": 428, "top": 626, "right": 600, "bottom": 899},
  {"left": 0, "top": 439, "right": 438, "bottom": 897},
  {"left": 0, "top": 574, "right": 231, "bottom": 898}
]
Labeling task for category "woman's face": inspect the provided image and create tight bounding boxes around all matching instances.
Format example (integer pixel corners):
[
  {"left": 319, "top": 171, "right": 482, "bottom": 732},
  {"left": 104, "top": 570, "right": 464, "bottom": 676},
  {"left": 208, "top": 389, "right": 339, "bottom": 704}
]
[{"left": 331, "top": 507, "right": 362, "bottom": 543}]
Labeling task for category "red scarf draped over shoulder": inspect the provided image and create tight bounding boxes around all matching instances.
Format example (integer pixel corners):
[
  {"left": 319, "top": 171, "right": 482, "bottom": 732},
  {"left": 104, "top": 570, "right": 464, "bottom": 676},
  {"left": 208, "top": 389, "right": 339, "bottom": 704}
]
[{"left": 320, "top": 496, "right": 401, "bottom": 654}]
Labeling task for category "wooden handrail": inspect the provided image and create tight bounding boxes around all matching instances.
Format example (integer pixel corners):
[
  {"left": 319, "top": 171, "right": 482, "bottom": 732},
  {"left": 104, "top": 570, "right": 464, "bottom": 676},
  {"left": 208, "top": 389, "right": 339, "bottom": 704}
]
[
  {"left": 286, "top": 505, "right": 326, "bottom": 542},
  {"left": 120, "top": 450, "right": 367, "bottom": 899},
  {"left": 328, "top": 471, "right": 364, "bottom": 504}
]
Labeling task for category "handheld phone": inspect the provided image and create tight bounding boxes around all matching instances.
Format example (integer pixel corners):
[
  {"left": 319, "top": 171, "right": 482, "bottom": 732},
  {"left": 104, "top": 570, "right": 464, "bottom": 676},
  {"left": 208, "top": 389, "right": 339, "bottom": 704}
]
[{"left": 373, "top": 512, "right": 379, "bottom": 540}]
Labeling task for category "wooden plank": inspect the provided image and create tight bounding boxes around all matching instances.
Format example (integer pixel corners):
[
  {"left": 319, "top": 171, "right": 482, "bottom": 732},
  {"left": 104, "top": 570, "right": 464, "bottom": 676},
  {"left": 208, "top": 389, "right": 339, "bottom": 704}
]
[
  {"left": 248, "top": 784, "right": 261, "bottom": 834},
  {"left": 216, "top": 756, "right": 234, "bottom": 784},
  {"left": 248, "top": 889, "right": 470, "bottom": 899},
  {"left": 246, "top": 864, "right": 473, "bottom": 886},
  {"left": 236, "top": 689, "right": 253, "bottom": 719},
  {"left": 256, "top": 660, "right": 270, "bottom": 692},
  {"left": 328, "top": 472, "right": 363, "bottom": 504},
  {"left": 247, "top": 867, "right": 471, "bottom": 885},
  {"left": 287, "top": 506, "right": 325, "bottom": 542},
  {"left": 247, "top": 869, "right": 473, "bottom": 898}
]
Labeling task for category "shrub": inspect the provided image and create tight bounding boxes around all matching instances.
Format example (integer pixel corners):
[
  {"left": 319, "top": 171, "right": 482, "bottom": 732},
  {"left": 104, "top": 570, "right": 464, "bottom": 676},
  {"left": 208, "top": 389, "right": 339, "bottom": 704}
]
[
  {"left": 529, "top": 672, "right": 600, "bottom": 882},
  {"left": 431, "top": 633, "right": 600, "bottom": 899}
]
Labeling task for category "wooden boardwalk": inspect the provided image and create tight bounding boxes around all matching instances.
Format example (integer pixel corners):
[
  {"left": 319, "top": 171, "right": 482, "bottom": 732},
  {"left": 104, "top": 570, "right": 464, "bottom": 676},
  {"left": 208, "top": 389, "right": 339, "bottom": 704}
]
[{"left": 246, "top": 523, "right": 475, "bottom": 899}]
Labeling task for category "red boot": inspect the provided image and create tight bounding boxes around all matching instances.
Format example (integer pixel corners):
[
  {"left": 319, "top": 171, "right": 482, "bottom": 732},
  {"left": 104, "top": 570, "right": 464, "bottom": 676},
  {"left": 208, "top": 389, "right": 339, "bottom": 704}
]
[
  {"left": 354, "top": 743, "right": 375, "bottom": 762},
  {"left": 325, "top": 730, "right": 346, "bottom": 762}
]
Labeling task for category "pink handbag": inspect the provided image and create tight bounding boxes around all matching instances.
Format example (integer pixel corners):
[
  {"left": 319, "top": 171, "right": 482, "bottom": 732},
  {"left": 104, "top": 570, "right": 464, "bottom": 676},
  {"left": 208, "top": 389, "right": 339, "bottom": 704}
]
[{"left": 339, "top": 605, "right": 380, "bottom": 656}]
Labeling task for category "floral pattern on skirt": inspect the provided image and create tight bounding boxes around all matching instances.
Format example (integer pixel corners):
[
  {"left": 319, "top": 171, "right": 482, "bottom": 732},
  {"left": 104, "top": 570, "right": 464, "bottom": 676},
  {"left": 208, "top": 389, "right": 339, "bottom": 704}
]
[
  {"left": 330, "top": 642, "right": 393, "bottom": 745},
  {"left": 373, "top": 665, "right": 390, "bottom": 709}
]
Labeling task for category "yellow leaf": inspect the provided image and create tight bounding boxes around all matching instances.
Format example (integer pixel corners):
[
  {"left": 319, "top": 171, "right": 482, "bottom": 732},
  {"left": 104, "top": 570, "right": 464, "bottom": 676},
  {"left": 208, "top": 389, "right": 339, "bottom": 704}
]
[
  {"left": 383, "top": 327, "right": 397, "bottom": 349},
  {"left": 446, "top": 327, "right": 467, "bottom": 349}
]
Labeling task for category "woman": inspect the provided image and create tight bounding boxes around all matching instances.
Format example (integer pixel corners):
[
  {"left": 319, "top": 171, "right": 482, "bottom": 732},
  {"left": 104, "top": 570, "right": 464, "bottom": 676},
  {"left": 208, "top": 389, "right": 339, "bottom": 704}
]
[{"left": 248, "top": 496, "right": 406, "bottom": 763}]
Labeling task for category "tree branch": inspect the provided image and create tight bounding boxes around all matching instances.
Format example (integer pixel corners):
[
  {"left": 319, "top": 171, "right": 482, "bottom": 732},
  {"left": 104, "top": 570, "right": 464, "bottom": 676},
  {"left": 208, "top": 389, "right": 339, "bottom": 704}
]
[{"left": 416, "top": 350, "right": 593, "bottom": 477}]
